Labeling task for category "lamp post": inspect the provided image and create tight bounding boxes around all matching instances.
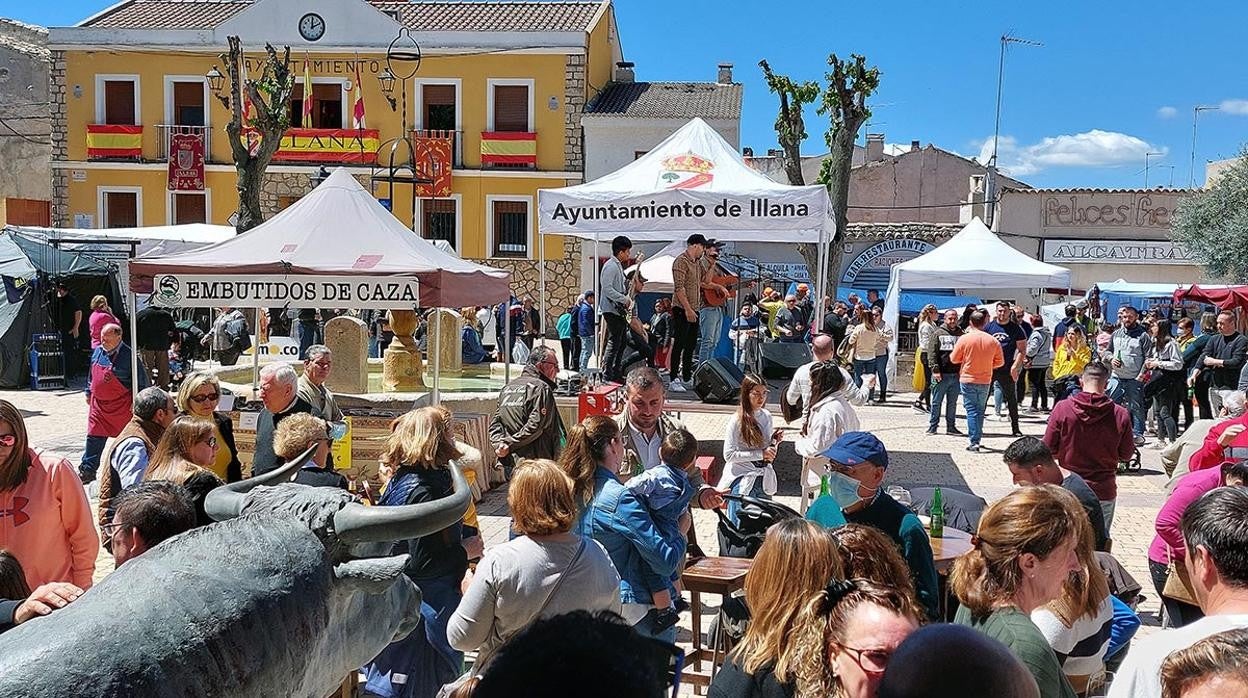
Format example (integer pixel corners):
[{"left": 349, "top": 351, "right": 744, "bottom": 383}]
[
  {"left": 1144, "top": 151, "right": 1164, "bottom": 188},
  {"left": 1189, "top": 105, "right": 1219, "bottom": 188},
  {"left": 205, "top": 66, "right": 229, "bottom": 109},
  {"left": 984, "top": 34, "right": 1041, "bottom": 228},
  {"left": 310, "top": 165, "right": 331, "bottom": 188}
]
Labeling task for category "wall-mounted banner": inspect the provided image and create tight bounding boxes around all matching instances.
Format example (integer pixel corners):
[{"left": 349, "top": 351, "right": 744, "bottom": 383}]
[
  {"left": 1041, "top": 240, "right": 1197, "bottom": 266},
  {"left": 152, "top": 274, "right": 420, "bottom": 309},
  {"left": 246, "top": 128, "right": 381, "bottom": 164},
  {"left": 168, "top": 133, "right": 205, "bottom": 191}
]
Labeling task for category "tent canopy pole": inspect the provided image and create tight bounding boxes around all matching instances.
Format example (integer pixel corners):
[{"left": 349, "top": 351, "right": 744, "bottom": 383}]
[{"left": 252, "top": 306, "right": 261, "bottom": 396}]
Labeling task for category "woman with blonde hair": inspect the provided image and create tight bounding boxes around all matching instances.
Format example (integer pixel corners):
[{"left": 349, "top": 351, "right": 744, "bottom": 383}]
[
  {"left": 846, "top": 305, "right": 880, "bottom": 394},
  {"left": 791, "top": 578, "right": 922, "bottom": 698},
  {"left": 88, "top": 294, "right": 119, "bottom": 350},
  {"left": 273, "top": 412, "right": 347, "bottom": 490},
  {"left": 363, "top": 406, "right": 469, "bottom": 698},
  {"left": 913, "top": 304, "right": 939, "bottom": 412},
  {"left": 0, "top": 400, "right": 97, "bottom": 590},
  {"left": 175, "top": 371, "right": 241, "bottom": 482},
  {"left": 144, "top": 415, "right": 223, "bottom": 527},
  {"left": 448, "top": 459, "right": 620, "bottom": 673},
  {"left": 1050, "top": 324, "right": 1091, "bottom": 404},
  {"left": 710, "top": 518, "right": 843, "bottom": 697},
  {"left": 951, "top": 485, "right": 1084, "bottom": 698},
  {"left": 720, "top": 374, "right": 778, "bottom": 525},
  {"left": 1030, "top": 509, "right": 1115, "bottom": 694}
]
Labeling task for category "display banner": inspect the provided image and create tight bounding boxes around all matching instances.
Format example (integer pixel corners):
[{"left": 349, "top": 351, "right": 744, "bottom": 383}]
[
  {"left": 167, "top": 133, "right": 206, "bottom": 191},
  {"left": 152, "top": 274, "right": 419, "bottom": 309},
  {"left": 1042, "top": 239, "right": 1197, "bottom": 266},
  {"left": 243, "top": 128, "right": 381, "bottom": 163},
  {"left": 413, "top": 134, "right": 454, "bottom": 197}
]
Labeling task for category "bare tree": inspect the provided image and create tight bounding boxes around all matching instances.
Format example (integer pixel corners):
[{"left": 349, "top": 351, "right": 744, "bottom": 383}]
[{"left": 221, "top": 36, "right": 294, "bottom": 233}]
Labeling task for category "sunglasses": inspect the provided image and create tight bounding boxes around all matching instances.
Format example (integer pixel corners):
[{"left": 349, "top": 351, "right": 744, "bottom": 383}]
[
  {"left": 200, "top": 436, "right": 218, "bottom": 448},
  {"left": 190, "top": 392, "right": 220, "bottom": 403},
  {"left": 0, "top": 434, "right": 15, "bottom": 447}
]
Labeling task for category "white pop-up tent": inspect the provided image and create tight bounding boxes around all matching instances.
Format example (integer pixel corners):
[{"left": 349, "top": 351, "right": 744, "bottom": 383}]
[
  {"left": 538, "top": 117, "right": 834, "bottom": 344},
  {"left": 882, "top": 217, "right": 1071, "bottom": 375}
]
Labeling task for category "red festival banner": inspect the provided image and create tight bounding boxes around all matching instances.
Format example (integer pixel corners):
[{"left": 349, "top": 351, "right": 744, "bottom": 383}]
[
  {"left": 413, "top": 134, "right": 453, "bottom": 197},
  {"left": 167, "top": 133, "right": 205, "bottom": 191},
  {"left": 268, "top": 128, "right": 381, "bottom": 164}
]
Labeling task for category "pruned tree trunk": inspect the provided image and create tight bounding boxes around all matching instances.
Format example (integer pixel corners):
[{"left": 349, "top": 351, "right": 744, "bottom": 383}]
[{"left": 221, "top": 36, "right": 293, "bottom": 233}]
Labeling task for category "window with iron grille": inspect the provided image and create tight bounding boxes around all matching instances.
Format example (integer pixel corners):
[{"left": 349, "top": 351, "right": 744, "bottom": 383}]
[
  {"left": 491, "top": 200, "right": 528, "bottom": 258},
  {"left": 422, "top": 198, "right": 457, "bottom": 250}
]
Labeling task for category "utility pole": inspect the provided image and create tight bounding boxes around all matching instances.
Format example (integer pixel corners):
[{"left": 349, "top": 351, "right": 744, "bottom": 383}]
[
  {"left": 1144, "top": 151, "right": 1164, "bottom": 188},
  {"left": 985, "top": 34, "right": 1041, "bottom": 228},
  {"left": 1189, "top": 105, "right": 1219, "bottom": 188}
]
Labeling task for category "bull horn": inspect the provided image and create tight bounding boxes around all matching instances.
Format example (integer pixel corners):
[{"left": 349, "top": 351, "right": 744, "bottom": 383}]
[
  {"left": 203, "top": 446, "right": 315, "bottom": 521},
  {"left": 334, "top": 460, "right": 471, "bottom": 544}
]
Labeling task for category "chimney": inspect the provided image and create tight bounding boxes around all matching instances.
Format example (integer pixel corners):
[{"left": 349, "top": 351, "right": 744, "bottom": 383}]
[
  {"left": 767, "top": 148, "right": 781, "bottom": 157},
  {"left": 910, "top": 140, "right": 921, "bottom": 152},
  {"left": 866, "top": 133, "right": 885, "bottom": 162},
  {"left": 614, "top": 61, "right": 635, "bottom": 83},
  {"left": 717, "top": 62, "right": 734, "bottom": 85},
  {"left": 742, "top": 146, "right": 754, "bottom": 157}
]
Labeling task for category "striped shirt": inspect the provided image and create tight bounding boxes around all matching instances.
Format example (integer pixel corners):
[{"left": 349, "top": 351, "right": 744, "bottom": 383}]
[{"left": 1032, "top": 596, "right": 1113, "bottom": 685}]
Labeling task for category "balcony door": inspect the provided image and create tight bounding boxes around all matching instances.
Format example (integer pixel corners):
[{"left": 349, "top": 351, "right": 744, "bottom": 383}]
[
  {"left": 171, "top": 80, "right": 206, "bottom": 126},
  {"left": 289, "top": 82, "right": 345, "bottom": 128}
]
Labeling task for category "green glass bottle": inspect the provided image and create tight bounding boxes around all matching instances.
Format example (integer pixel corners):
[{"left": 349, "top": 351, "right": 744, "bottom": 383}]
[
  {"left": 929, "top": 486, "right": 945, "bottom": 538},
  {"left": 819, "top": 473, "right": 830, "bottom": 497}
]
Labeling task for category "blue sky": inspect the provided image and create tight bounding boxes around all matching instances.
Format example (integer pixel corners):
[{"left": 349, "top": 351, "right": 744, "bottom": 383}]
[{"left": 13, "top": 0, "right": 1247, "bottom": 189}]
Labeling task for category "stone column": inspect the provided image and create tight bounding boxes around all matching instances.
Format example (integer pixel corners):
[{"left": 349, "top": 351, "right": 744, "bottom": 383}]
[
  {"left": 323, "top": 315, "right": 369, "bottom": 394},
  {"left": 429, "top": 308, "right": 464, "bottom": 376},
  {"left": 382, "top": 310, "right": 425, "bottom": 392}
]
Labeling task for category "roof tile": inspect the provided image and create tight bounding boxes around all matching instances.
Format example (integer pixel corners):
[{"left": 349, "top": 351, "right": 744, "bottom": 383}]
[{"left": 585, "top": 82, "right": 743, "bottom": 119}]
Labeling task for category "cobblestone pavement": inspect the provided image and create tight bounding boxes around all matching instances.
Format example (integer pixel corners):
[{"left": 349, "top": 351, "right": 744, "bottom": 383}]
[{"left": 5, "top": 378, "right": 1171, "bottom": 688}]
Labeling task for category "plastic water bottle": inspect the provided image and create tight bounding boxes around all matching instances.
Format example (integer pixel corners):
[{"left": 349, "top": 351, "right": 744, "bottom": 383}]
[{"left": 929, "top": 486, "right": 945, "bottom": 538}]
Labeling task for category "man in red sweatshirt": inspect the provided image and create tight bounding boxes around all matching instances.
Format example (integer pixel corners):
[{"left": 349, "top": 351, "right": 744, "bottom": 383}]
[
  {"left": 1042, "top": 361, "right": 1134, "bottom": 532},
  {"left": 1187, "top": 391, "right": 1248, "bottom": 472}
]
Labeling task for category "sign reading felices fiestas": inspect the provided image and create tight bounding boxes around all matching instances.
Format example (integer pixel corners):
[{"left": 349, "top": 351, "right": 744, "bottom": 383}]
[
  {"left": 153, "top": 274, "right": 420, "bottom": 309},
  {"left": 1041, "top": 193, "right": 1176, "bottom": 229}
]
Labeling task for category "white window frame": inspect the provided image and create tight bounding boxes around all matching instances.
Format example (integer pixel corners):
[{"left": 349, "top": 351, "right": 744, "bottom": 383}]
[
  {"left": 292, "top": 78, "right": 350, "bottom": 128},
  {"left": 165, "top": 189, "right": 212, "bottom": 225},
  {"left": 97, "top": 185, "right": 143, "bottom": 228},
  {"left": 94, "top": 74, "right": 142, "bottom": 125},
  {"left": 162, "top": 75, "right": 210, "bottom": 128},
  {"left": 485, "top": 194, "right": 533, "bottom": 260},
  {"left": 412, "top": 78, "right": 463, "bottom": 132},
  {"left": 415, "top": 193, "right": 463, "bottom": 252},
  {"left": 485, "top": 78, "right": 535, "bottom": 133}
]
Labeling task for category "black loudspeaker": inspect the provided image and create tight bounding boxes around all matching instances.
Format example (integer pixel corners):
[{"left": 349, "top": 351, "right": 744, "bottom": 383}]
[
  {"left": 692, "top": 357, "right": 745, "bottom": 404},
  {"left": 759, "top": 342, "right": 812, "bottom": 379}
]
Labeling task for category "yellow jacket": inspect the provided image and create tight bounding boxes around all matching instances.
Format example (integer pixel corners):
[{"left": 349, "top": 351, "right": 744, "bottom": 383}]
[{"left": 1051, "top": 344, "right": 1091, "bottom": 380}]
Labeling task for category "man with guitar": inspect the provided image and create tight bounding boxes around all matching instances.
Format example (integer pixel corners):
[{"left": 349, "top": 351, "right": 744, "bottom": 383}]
[
  {"left": 669, "top": 234, "right": 728, "bottom": 391},
  {"left": 698, "top": 240, "right": 753, "bottom": 363}
]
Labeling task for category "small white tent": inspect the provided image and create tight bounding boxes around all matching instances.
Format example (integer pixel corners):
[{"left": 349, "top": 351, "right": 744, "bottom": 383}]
[{"left": 882, "top": 218, "right": 1071, "bottom": 374}]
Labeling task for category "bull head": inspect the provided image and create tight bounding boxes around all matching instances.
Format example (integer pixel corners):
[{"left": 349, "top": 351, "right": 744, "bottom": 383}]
[{"left": 205, "top": 449, "right": 472, "bottom": 545}]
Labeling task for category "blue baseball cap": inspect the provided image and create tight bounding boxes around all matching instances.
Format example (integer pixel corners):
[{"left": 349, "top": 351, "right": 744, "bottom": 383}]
[{"left": 822, "top": 431, "right": 888, "bottom": 468}]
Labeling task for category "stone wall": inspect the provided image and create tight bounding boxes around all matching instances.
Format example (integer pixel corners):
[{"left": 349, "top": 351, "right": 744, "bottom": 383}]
[
  {"left": 1, "top": 22, "right": 54, "bottom": 215},
  {"left": 258, "top": 169, "right": 371, "bottom": 219},
  {"left": 488, "top": 239, "right": 580, "bottom": 331},
  {"left": 563, "top": 54, "right": 585, "bottom": 172}
]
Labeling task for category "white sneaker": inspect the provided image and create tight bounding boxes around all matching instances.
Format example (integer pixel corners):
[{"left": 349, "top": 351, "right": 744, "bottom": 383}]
[{"left": 670, "top": 379, "right": 687, "bottom": 391}]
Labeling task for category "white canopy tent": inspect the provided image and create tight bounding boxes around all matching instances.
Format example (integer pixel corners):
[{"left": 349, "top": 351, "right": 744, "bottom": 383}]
[
  {"left": 882, "top": 218, "right": 1071, "bottom": 376},
  {"left": 6, "top": 223, "right": 235, "bottom": 259},
  {"left": 538, "top": 118, "right": 834, "bottom": 359}
]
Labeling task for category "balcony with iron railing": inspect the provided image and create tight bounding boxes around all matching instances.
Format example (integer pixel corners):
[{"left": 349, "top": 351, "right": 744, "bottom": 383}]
[
  {"left": 480, "top": 131, "right": 537, "bottom": 170},
  {"left": 85, "top": 124, "right": 143, "bottom": 161},
  {"left": 156, "top": 124, "right": 211, "bottom": 161}
]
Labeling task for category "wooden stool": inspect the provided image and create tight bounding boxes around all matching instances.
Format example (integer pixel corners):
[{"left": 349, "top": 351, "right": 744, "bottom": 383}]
[{"left": 681, "top": 556, "right": 752, "bottom": 694}]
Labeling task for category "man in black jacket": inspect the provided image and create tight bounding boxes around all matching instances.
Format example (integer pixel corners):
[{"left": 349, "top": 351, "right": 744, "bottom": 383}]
[
  {"left": 136, "top": 303, "right": 178, "bottom": 388},
  {"left": 252, "top": 362, "right": 321, "bottom": 476},
  {"left": 926, "top": 308, "right": 965, "bottom": 436},
  {"left": 489, "top": 345, "right": 565, "bottom": 477},
  {"left": 1191, "top": 310, "right": 1248, "bottom": 414}
]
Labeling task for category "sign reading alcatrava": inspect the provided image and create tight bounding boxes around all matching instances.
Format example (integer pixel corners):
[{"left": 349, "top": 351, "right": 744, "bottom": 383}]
[{"left": 153, "top": 274, "right": 420, "bottom": 310}]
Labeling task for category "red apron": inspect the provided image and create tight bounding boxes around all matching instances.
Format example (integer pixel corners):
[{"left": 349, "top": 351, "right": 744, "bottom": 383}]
[{"left": 87, "top": 354, "right": 133, "bottom": 437}]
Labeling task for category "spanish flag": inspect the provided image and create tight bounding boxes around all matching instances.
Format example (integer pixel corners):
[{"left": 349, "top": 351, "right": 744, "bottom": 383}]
[
  {"left": 352, "top": 55, "right": 366, "bottom": 130},
  {"left": 302, "top": 55, "right": 314, "bottom": 126},
  {"left": 86, "top": 124, "right": 142, "bottom": 159},
  {"left": 481, "top": 131, "right": 537, "bottom": 166}
]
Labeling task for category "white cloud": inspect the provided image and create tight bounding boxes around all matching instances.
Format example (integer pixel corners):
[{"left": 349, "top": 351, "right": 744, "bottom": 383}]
[
  {"left": 1220, "top": 99, "right": 1248, "bottom": 115},
  {"left": 972, "top": 129, "right": 1165, "bottom": 177},
  {"left": 1157, "top": 106, "right": 1178, "bottom": 119}
]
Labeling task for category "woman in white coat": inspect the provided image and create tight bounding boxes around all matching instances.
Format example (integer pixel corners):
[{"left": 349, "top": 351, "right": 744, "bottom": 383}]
[{"left": 794, "top": 362, "right": 870, "bottom": 511}]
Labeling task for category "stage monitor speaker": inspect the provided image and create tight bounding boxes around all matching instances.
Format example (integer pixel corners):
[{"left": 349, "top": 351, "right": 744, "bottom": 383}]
[
  {"left": 692, "top": 357, "right": 745, "bottom": 404},
  {"left": 759, "top": 342, "right": 812, "bottom": 379}
]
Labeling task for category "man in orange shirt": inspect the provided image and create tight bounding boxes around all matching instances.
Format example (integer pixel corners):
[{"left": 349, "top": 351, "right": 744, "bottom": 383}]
[{"left": 950, "top": 310, "right": 1005, "bottom": 452}]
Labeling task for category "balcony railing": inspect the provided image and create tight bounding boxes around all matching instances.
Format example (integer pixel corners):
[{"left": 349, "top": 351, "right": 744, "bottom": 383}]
[
  {"left": 156, "top": 124, "right": 211, "bottom": 161},
  {"left": 481, "top": 131, "right": 536, "bottom": 169},
  {"left": 85, "top": 124, "right": 143, "bottom": 161},
  {"left": 411, "top": 129, "right": 463, "bottom": 169}
]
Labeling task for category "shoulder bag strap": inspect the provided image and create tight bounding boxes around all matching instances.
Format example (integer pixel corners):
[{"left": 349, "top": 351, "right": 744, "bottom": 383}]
[{"left": 534, "top": 538, "right": 587, "bottom": 620}]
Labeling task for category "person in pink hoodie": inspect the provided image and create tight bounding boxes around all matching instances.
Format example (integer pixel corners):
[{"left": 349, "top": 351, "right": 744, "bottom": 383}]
[
  {"left": 0, "top": 400, "right": 98, "bottom": 590},
  {"left": 87, "top": 295, "right": 120, "bottom": 351},
  {"left": 1042, "top": 361, "right": 1134, "bottom": 533}
]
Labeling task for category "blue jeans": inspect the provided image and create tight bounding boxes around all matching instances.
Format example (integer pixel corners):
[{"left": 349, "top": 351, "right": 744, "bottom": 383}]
[
  {"left": 852, "top": 359, "right": 876, "bottom": 387},
  {"left": 296, "top": 319, "right": 322, "bottom": 360},
  {"left": 961, "top": 383, "right": 991, "bottom": 446},
  {"left": 579, "top": 335, "right": 594, "bottom": 373},
  {"left": 80, "top": 434, "right": 108, "bottom": 482},
  {"left": 697, "top": 306, "right": 724, "bottom": 363},
  {"left": 871, "top": 351, "right": 889, "bottom": 400},
  {"left": 929, "top": 373, "right": 961, "bottom": 430},
  {"left": 1109, "top": 377, "right": 1145, "bottom": 435}
]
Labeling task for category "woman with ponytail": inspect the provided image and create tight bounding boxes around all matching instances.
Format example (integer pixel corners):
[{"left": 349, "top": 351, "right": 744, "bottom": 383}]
[
  {"left": 718, "top": 374, "right": 779, "bottom": 525},
  {"left": 794, "top": 362, "right": 862, "bottom": 510},
  {"left": 566, "top": 414, "right": 685, "bottom": 642},
  {"left": 950, "top": 485, "right": 1084, "bottom": 698}
]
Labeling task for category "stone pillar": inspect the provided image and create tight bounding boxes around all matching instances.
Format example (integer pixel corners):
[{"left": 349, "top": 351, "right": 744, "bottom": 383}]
[
  {"left": 382, "top": 309, "right": 425, "bottom": 392},
  {"left": 323, "top": 315, "right": 369, "bottom": 394},
  {"left": 564, "top": 54, "right": 586, "bottom": 172},
  {"left": 49, "top": 49, "right": 69, "bottom": 227},
  {"left": 429, "top": 308, "right": 464, "bottom": 375}
]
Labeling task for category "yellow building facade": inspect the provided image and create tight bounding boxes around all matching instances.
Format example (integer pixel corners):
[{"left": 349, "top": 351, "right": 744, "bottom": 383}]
[{"left": 49, "top": 0, "right": 622, "bottom": 310}]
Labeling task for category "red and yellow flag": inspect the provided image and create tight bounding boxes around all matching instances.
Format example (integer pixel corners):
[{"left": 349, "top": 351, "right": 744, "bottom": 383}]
[
  {"left": 352, "top": 55, "right": 366, "bottom": 130},
  {"left": 302, "top": 55, "right": 314, "bottom": 126},
  {"left": 86, "top": 124, "right": 142, "bottom": 158}
]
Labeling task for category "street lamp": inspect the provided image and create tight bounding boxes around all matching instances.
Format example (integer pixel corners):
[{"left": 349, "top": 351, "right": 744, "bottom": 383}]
[
  {"left": 1189, "top": 105, "right": 1219, "bottom": 188},
  {"left": 377, "top": 67, "right": 397, "bottom": 110},
  {"left": 1144, "top": 151, "right": 1164, "bottom": 188},
  {"left": 205, "top": 65, "right": 229, "bottom": 109},
  {"left": 310, "top": 165, "right": 331, "bottom": 188},
  {"left": 985, "top": 34, "right": 1042, "bottom": 228}
]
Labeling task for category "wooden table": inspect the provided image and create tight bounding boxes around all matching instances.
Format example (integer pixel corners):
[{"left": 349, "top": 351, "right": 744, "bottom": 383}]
[
  {"left": 682, "top": 556, "right": 753, "bottom": 693},
  {"left": 929, "top": 526, "right": 974, "bottom": 575}
]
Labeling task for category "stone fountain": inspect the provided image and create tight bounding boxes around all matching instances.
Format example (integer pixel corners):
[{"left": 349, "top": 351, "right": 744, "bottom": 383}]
[{"left": 382, "top": 309, "right": 425, "bottom": 391}]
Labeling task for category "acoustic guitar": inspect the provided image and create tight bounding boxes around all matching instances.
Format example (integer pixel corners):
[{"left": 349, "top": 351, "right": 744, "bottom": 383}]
[{"left": 702, "top": 275, "right": 756, "bottom": 307}]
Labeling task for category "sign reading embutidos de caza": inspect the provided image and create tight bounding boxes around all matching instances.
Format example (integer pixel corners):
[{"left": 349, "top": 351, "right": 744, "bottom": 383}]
[{"left": 152, "top": 274, "right": 420, "bottom": 310}]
